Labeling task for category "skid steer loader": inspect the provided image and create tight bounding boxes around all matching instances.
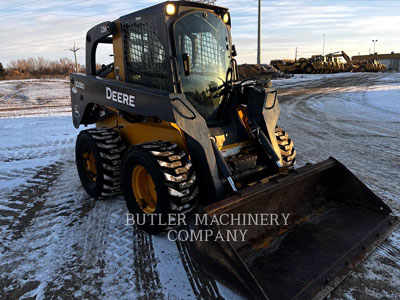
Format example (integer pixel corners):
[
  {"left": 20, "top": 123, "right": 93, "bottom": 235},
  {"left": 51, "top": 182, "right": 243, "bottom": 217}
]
[{"left": 70, "top": 1, "right": 398, "bottom": 299}]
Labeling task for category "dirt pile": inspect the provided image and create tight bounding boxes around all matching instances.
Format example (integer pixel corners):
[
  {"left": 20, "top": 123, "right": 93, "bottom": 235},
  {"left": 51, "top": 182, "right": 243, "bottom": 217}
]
[{"left": 238, "top": 64, "right": 292, "bottom": 80}]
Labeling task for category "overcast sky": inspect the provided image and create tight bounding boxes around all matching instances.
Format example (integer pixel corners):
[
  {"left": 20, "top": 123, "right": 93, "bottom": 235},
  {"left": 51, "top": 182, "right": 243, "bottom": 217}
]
[{"left": 0, "top": 0, "right": 399, "bottom": 66}]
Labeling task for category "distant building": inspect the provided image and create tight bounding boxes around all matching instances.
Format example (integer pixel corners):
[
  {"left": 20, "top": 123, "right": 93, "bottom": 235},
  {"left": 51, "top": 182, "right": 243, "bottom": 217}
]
[{"left": 352, "top": 52, "right": 400, "bottom": 71}]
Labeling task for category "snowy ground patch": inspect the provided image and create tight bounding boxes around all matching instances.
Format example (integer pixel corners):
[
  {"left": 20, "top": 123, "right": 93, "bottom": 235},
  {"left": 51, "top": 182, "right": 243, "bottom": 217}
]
[{"left": 0, "top": 75, "right": 399, "bottom": 300}]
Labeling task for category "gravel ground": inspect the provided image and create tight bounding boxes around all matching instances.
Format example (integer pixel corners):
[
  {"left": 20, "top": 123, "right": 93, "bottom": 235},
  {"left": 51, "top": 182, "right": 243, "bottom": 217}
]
[{"left": 0, "top": 73, "right": 399, "bottom": 300}]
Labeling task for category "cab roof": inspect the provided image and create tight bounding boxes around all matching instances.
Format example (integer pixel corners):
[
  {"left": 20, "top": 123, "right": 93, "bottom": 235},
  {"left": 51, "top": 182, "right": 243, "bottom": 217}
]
[{"left": 120, "top": 1, "right": 228, "bottom": 20}]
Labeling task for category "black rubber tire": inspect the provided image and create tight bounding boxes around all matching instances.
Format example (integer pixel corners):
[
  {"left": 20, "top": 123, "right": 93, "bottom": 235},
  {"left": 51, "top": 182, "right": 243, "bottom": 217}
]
[
  {"left": 275, "top": 126, "right": 296, "bottom": 168},
  {"left": 304, "top": 64, "right": 314, "bottom": 74},
  {"left": 359, "top": 65, "right": 367, "bottom": 72},
  {"left": 122, "top": 141, "right": 198, "bottom": 234},
  {"left": 76, "top": 128, "right": 125, "bottom": 198}
]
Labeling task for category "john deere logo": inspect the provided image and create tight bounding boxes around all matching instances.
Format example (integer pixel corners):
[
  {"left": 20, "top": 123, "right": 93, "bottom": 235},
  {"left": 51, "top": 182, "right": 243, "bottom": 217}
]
[
  {"left": 106, "top": 87, "right": 136, "bottom": 108},
  {"left": 73, "top": 105, "right": 80, "bottom": 118}
]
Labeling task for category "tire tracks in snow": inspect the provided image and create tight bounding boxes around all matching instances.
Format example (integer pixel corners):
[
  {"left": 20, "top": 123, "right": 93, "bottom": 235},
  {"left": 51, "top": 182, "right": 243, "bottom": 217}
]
[
  {"left": 0, "top": 137, "right": 74, "bottom": 164},
  {"left": 175, "top": 225, "right": 224, "bottom": 300},
  {"left": 0, "top": 162, "right": 64, "bottom": 241},
  {"left": 132, "top": 228, "right": 164, "bottom": 300},
  {"left": 0, "top": 160, "right": 230, "bottom": 299},
  {"left": 0, "top": 157, "right": 165, "bottom": 300},
  {"left": 0, "top": 150, "right": 211, "bottom": 299}
]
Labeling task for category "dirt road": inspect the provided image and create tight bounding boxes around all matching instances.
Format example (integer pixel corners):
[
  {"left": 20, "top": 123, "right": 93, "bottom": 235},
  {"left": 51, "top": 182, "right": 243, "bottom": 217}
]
[{"left": 0, "top": 73, "right": 399, "bottom": 299}]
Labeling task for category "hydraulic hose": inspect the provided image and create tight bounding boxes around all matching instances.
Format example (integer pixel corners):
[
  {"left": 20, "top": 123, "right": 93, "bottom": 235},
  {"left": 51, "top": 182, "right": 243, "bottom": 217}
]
[
  {"left": 248, "top": 119, "right": 282, "bottom": 167},
  {"left": 210, "top": 137, "right": 238, "bottom": 193}
]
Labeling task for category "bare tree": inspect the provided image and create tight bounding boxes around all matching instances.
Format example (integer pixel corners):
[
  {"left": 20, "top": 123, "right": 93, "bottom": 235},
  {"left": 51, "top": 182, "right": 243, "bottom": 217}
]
[
  {"left": 5, "top": 57, "right": 76, "bottom": 79},
  {"left": 0, "top": 62, "right": 5, "bottom": 77}
]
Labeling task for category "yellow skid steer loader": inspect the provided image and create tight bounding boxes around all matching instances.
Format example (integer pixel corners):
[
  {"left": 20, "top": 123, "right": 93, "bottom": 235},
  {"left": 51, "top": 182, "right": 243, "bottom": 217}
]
[{"left": 70, "top": 2, "right": 399, "bottom": 299}]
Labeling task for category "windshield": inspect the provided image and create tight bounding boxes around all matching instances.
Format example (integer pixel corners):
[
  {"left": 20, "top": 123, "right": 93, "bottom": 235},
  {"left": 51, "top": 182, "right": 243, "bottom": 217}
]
[
  {"left": 314, "top": 56, "right": 325, "bottom": 62},
  {"left": 174, "top": 12, "right": 231, "bottom": 121}
]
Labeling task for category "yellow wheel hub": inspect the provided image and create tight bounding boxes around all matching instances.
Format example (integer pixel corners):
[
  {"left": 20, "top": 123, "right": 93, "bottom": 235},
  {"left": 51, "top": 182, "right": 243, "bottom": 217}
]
[
  {"left": 132, "top": 166, "right": 157, "bottom": 214},
  {"left": 82, "top": 151, "right": 97, "bottom": 182}
]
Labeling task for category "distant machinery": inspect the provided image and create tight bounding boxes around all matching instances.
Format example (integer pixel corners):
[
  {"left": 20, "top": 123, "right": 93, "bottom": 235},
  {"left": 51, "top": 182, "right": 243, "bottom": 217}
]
[{"left": 352, "top": 52, "right": 400, "bottom": 71}]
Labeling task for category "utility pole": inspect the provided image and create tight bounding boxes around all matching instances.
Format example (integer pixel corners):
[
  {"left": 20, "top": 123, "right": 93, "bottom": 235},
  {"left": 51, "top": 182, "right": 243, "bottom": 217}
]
[
  {"left": 295, "top": 47, "right": 298, "bottom": 61},
  {"left": 69, "top": 42, "right": 81, "bottom": 73},
  {"left": 322, "top": 34, "right": 325, "bottom": 55},
  {"left": 372, "top": 39, "right": 378, "bottom": 54},
  {"left": 257, "top": 0, "right": 261, "bottom": 65}
]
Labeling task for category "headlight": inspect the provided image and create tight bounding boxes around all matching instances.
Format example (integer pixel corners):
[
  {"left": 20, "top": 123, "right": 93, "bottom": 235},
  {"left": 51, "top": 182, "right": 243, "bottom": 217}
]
[
  {"left": 165, "top": 3, "right": 176, "bottom": 16},
  {"left": 223, "top": 13, "right": 229, "bottom": 24}
]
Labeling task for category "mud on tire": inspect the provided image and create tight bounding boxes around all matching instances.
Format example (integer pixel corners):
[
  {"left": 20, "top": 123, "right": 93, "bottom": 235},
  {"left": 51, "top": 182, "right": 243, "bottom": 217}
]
[
  {"left": 122, "top": 140, "right": 199, "bottom": 234},
  {"left": 275, "top": 126, "right": 296, "bottom": 168},
  {"left": 76, "top": 128, "right": 125, "bottom": 198}
]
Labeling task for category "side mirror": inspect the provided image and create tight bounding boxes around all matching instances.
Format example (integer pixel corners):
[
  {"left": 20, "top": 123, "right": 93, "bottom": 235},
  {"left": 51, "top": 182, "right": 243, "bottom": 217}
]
[
  {"left": 231, "top": 44, "right": 237, "bottom": 57},
  {"left": 182, "top": 53, "right": 191, "bottom": 76}
]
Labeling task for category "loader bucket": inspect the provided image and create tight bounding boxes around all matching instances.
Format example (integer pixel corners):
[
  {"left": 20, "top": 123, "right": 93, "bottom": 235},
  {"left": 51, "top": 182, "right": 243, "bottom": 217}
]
[{"left": 189, "top": 158, "right": 399, "bottom": 300}]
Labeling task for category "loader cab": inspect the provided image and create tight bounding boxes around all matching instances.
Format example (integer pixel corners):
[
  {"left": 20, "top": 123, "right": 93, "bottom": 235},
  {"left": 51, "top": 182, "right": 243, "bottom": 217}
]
[
  {"left": 85, "top": 1, "right": 235, "bottom": 122},
  {"left": 311, "top": 55, "right": 328, "bottom": 68},
  {"left": 312, "top": 55, "right": 325, "bottom": 62}
]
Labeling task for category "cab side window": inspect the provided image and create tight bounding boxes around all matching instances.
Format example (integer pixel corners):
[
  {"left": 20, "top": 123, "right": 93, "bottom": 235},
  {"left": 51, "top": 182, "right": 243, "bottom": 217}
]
[{"left": 122, "top": 22, "right": 170, "bottom": 91}]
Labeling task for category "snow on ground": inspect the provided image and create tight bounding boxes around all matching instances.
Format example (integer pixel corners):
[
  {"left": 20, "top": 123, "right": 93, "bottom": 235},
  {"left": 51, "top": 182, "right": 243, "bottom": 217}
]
[
  {"left": 0, "top": 117, "right": 77, "bottom": 191},
  {"left": 0, "top": 74, "right": 399, "bottom": 300},
  {"left": 275, "top": 72, "right": 400, "bottom": 300},
  {"left": 0, "top": 79, "right": 240, "bottom": 300},
  {"left": 0, "top": 79, "right": 70, "bottom": 118},
  {"left": 276, "top": 72, "right": 400, "bottom": 212}
]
